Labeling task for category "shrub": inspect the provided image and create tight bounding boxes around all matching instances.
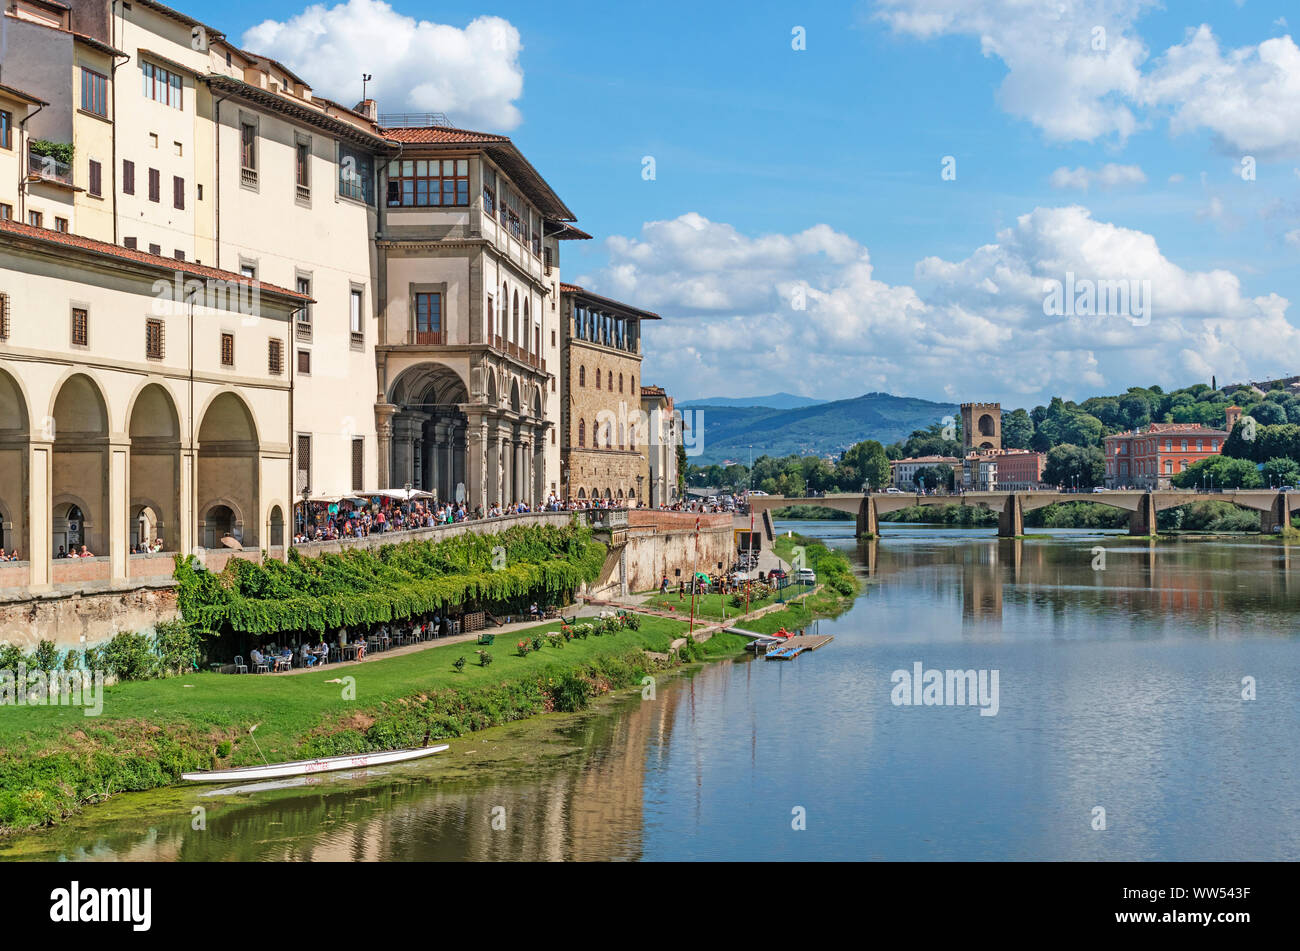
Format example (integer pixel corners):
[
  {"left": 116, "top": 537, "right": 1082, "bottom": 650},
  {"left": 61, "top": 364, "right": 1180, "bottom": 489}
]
[
  {"left": 478, "top": 650, "right": 493, "bottom": 667},
  {"left": 516, "top": 640, "right": 531, "bottom": 657},
  {"left": 550, "top": 672, "right": 594, "bottom": 712},
  {"left": 92, "top": 632, "right": 156, "bottom": 681},
  {"left": 453, "top": 656, "right": 466, "bottom": 673},
  {"left": 531, "top": 635, "right": 544, "bottom": 652},
  {"left": 28, "top": 640, "right": 58, "bottom": 670},
  {"left": 624, "top": 613, "right": 641, "bottom": 630},
  {"left": 153, "top": 620, "right": 202, "bottom": 675}
]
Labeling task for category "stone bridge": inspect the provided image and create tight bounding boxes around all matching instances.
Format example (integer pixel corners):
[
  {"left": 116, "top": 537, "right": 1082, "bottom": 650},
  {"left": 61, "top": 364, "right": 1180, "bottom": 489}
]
[{"left": 749, "top": 490, "right": 1300, "bottom": 537}]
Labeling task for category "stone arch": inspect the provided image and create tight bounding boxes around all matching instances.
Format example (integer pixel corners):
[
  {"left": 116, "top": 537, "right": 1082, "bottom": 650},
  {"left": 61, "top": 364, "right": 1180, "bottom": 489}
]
[
  {"left": 51, "top": 373, "right": 110, "bottom": 557},
  {"left": 0, "top": 367, "right": 29, "bottom": 555},
  {"left": 197, "top": 392, "right": 259, "bottom": 549},
  {"left": 512, "top": 291, "right": 520, "bottom": 343},
  {"left": 128, "top": 381, "right": 182, "bottom": 553},
  {"left": 268, "top": 503, "right": 285, "bottom": 547},
  {"left": 387, "top": 363, "right": 471, "bottom": 499},
  {"left": 486, "top": 368, "right": 499, "bottom": 407},
  {"left": 978, "top": 414, "right": 996, "bottom": 437},
  {"left": 509, "top": 377, "right": 521, "bottom": 415},
  {"left": 577, "top": 487, "right": 586, "bottom": 499}
]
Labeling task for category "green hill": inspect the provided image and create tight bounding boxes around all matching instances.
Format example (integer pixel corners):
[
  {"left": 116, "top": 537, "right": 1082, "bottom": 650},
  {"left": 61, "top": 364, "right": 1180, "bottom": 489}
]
[{"left": 686, "top": 392, "right": 957, "bottom": 464}]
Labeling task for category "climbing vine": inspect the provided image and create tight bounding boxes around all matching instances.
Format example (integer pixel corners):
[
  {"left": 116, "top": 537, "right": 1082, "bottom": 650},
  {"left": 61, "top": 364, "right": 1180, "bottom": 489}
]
[{"left": 175, "top": 523, "right": 607, "bottom": 635}]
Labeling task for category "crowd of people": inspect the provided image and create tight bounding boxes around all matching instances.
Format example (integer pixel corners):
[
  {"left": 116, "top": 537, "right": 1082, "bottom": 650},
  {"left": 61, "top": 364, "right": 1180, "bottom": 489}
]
[
  {"left": 0, "top": 548, "right": 20, "bottom": 562},
  {"left": 53, "top": 545, "right": 94, "bottom": 559},
  {"left": 131, "top": 538, "right": 166, "bottom": 554},
  {"left": 292, "top": 492, "right": 635, "bottom": 543}
]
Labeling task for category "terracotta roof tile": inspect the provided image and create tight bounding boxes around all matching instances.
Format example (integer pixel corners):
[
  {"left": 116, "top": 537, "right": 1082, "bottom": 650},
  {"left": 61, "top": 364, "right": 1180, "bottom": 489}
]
[
  {"left": 0, "top": 219, "right": 309, "bottom": 302},
  {"left": 380, "top": 126, "right": 510, "bottom": 144}
]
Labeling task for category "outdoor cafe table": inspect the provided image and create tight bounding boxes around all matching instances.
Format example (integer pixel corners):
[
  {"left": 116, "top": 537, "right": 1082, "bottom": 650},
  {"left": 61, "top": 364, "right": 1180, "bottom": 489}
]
[{"left": 341, "top": 644, "right": 360, "bottom": 661}]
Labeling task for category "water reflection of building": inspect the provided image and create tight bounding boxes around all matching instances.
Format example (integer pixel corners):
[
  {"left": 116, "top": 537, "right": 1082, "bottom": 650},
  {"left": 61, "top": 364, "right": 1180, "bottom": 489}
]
[{"left": 962, "top": 543, "right": 1003, "bottom": 621}]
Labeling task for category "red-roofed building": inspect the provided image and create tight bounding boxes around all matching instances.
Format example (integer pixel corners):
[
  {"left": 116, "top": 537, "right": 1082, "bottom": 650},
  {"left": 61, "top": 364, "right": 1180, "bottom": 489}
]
[{"left": 1104, "top": 423, "right": 1229, "bottom": 488}]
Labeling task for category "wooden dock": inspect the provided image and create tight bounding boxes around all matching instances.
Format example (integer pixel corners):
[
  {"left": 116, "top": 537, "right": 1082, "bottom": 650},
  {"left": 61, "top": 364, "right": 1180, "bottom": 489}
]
[{"left": 763, "top": 634, "right": 834, "bottom": 660}]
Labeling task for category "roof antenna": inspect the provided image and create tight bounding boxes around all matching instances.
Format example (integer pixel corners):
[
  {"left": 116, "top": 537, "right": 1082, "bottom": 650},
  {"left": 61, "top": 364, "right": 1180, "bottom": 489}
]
[{"left": 362, "top": 73, "right": 372, "bottom": 101}]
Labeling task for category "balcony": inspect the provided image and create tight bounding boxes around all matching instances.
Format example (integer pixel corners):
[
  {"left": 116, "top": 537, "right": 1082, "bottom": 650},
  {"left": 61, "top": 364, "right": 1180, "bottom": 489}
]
[
  {"left": 296, "top": 183, "right": 311, "bottom": 203},
  {"left": 241, "top": 167, "right": 258, "bottom": 188},
  {"left": 414, "top": 329, "right": 445, "bottom": 346},
  {"left": 27, "top": 149, "right": 73, "bottom": 186}
]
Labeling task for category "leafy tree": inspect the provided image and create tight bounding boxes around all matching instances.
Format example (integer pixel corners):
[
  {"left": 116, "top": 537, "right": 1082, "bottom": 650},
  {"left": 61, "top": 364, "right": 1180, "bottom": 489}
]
[
  {"left": 842, "top": 440, "right": 891, "bottom": 490},
  {"left": 1171, "top": 455, "right": 1263, "bottom": 489},
  {"left": 1042, "top": 444, "right": 1105, "bottom": 489},
  {"left": 1001, "top": 408, "right": 1034, "bottom": 450},
  {"left": 1261, "top": 457, "right": 1300, "bottom": 487},
  {"left": 1249, "top": 402, "right": 1286, "bottom": 426},
  {"left": 912, "top": 464, "right": 954, "bottom": 491}
]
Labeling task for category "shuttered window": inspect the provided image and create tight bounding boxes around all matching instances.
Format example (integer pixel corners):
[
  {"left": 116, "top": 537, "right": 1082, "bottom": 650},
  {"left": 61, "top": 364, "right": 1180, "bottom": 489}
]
[
  {"left": 351, "top": 438, "right": 364, "bottom": 491},
  {"left": 145, "top": 318, "right": 164, "bottom": 359},
  {"left": 88, "top": 160, "right": 102, "bottom": 197},
  {"left": 297, "top": 349, "right": 311, "bottom": 375},
  {"left": 220, "top": 332, "right": 234, "bottom": 367},
  {"left": 148, "top": 167, "right": 160, "bottom": 202},
  {"left": 173, "top": 175, "right": 184, "bottom": 209},
  {"left": 123, "top": 160, "right": 135, "bottom": 194},
  {"left": 296, "top": 434, "right": 311, "bottom": 493},
  {"left": 268, "top": 338, "right": 283, "bottom": 375},
  {"left": 71, "top": 308, "right": 88, "bottom": 346}
]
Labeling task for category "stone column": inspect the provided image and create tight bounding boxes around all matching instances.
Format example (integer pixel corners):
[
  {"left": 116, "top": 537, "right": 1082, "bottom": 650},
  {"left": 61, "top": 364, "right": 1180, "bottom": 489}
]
[
  {"left": 392, "top": 416, "right": 420, "bottom": 489},
  {"left": 517, "top": 434, "right": 531, "bottom": 507},
  {"left": 179, "top": 447, "right": 195, "bottom": 559},
  {"left": 433, "top": 419, "right": 452, "bottom": 501},
  {"left": 533, "top": 426, "right": 546, "bottom": 503},
  {"left": 452, "top": 421, "right": 466, "bottom": 500},
  {"left": 26, "top": 438, "right": 52, "bottom": 591},
  {"left": 374, "top": 403, "right": 397, "bottom": 489},
  {"left": 485, "top": 426, "right": 500, "bottom": 507},
  {"left": 464, "top": 413, "right": 487, "bottom": 509},
  {"left": 108, "top": 438, "right": 130, "bottom": 583}
]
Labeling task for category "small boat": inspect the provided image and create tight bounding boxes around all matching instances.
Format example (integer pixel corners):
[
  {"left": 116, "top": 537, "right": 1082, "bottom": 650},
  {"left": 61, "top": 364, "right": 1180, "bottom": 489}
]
[{"left": 181, "top": 744, "right": 450, "bottom": 783}]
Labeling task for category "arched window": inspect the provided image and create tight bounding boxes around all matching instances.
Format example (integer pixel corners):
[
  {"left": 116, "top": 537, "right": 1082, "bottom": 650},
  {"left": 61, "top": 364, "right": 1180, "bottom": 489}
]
[
  {"left": 523, "top": 299, "right": 530, "bottom": 351},
  {"left": 618, "top": 423, "right": 625, "bottom": 449},
  {"left": 512, "top": 291, "right": 520, "bottom": 342},
  {"left": 579, "top": 365, "right": 585, "bottom": 387},
  {"left": 592, "top": 419, "right": 599, "bottom": 448},
  {"left": 618, "top": 373, "right": 623, "bottom": 393},
  {"left": 603, "top": 420, "right": 612, "bottom": 447},
  {"left": 578, "top": 419, "right": 585, "bottom": 447},
  {"left": 595, "top": 369, "right": 601, "bottom": 389},
  {"left": 500, "top": 283, "right": 508, "bottom": 341}
]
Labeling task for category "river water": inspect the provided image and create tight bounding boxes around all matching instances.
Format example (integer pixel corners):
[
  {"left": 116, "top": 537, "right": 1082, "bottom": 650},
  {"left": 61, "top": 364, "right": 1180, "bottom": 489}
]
[{"left": 4, "top": 522, "right": 1299, "bottom": 861}]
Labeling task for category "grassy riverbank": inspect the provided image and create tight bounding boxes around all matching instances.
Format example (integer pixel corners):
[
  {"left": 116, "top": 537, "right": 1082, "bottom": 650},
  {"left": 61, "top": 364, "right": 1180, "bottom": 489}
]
[{"left": 0, "top": 615, "right": 754, "bottom": 835}]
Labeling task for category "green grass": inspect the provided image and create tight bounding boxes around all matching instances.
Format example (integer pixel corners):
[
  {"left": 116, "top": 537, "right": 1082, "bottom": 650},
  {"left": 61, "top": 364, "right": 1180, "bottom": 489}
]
[
  {"left": 0, "top": 617, "right": 685, "bottom": 751},
  {"left": 642, "top": 588, "right": 785, "bottom": 620},
  {"left": 0, "top": 614, "right": 729, "bottom": 833}
]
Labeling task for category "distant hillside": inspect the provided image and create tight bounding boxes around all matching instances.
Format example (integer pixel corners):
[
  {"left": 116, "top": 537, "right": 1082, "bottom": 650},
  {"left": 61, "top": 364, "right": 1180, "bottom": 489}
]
[
  {"left": 679, "top": 392, "right": 826, "bottom": 410},
  {"left": 686, "top": 392, "right": 957, "bottom": 464}
]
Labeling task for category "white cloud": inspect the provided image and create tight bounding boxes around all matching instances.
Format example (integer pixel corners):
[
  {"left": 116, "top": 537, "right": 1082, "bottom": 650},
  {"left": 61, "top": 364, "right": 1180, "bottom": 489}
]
[
  {"left": 1050, "top": 163, "right": 1148, "bottom": 190},
  {"left": 1142, "top": 26, "right": 1300, "bottom": 157},
  {"left": 242, "top": 0, "right": 524, "bottom": 130},
  {"left": 876, "top": 0, "right": 1155, "bottom": 142},
  {"left": 581, "top": 210, "right": 1300, "bottom": 406},
  {"left": 878, "top": 3, "right": 1300, "bottom": 157}
]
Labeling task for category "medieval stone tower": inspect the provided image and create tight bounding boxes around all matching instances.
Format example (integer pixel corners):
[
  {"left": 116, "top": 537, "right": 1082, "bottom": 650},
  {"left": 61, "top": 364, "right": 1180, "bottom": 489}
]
[{"left": 961, "top": 402, "right": 1002, "bottom": 452}]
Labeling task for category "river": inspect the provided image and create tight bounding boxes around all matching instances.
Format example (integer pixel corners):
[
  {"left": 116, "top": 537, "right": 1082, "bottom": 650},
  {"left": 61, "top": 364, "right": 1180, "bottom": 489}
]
[{"left": 4, "top": 521, "right": 1299, "bottom": 861}]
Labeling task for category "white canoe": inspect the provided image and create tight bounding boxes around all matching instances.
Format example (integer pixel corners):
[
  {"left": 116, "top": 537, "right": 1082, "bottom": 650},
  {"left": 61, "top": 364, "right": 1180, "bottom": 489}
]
[{"left": 181, "top": 744, "right": 450, "bottom": 783}]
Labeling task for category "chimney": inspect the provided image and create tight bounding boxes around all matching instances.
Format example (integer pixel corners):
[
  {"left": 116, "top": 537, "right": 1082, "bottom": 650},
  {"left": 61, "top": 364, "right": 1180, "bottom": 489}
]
[{"left": 354, "top": 99, "right": 378, "bottom": 121}]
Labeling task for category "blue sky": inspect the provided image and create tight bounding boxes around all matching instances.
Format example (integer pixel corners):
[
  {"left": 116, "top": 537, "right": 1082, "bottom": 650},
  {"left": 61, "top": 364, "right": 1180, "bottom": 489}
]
[{"left": 193, "top": 0, "right": 1300, "bottom": 409}]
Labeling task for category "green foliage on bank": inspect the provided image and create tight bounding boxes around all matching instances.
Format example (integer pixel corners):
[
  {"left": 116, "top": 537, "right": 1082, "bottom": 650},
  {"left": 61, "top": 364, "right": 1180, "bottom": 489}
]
[
  {"left": 0, "top": 612, "right": 744, "bottom": 834},
  {"left": 176, "top": 523, "right": 607, "bottom": 635},
  {"left": 772, "top": 532, "right": 857, "bottom": 597}
]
